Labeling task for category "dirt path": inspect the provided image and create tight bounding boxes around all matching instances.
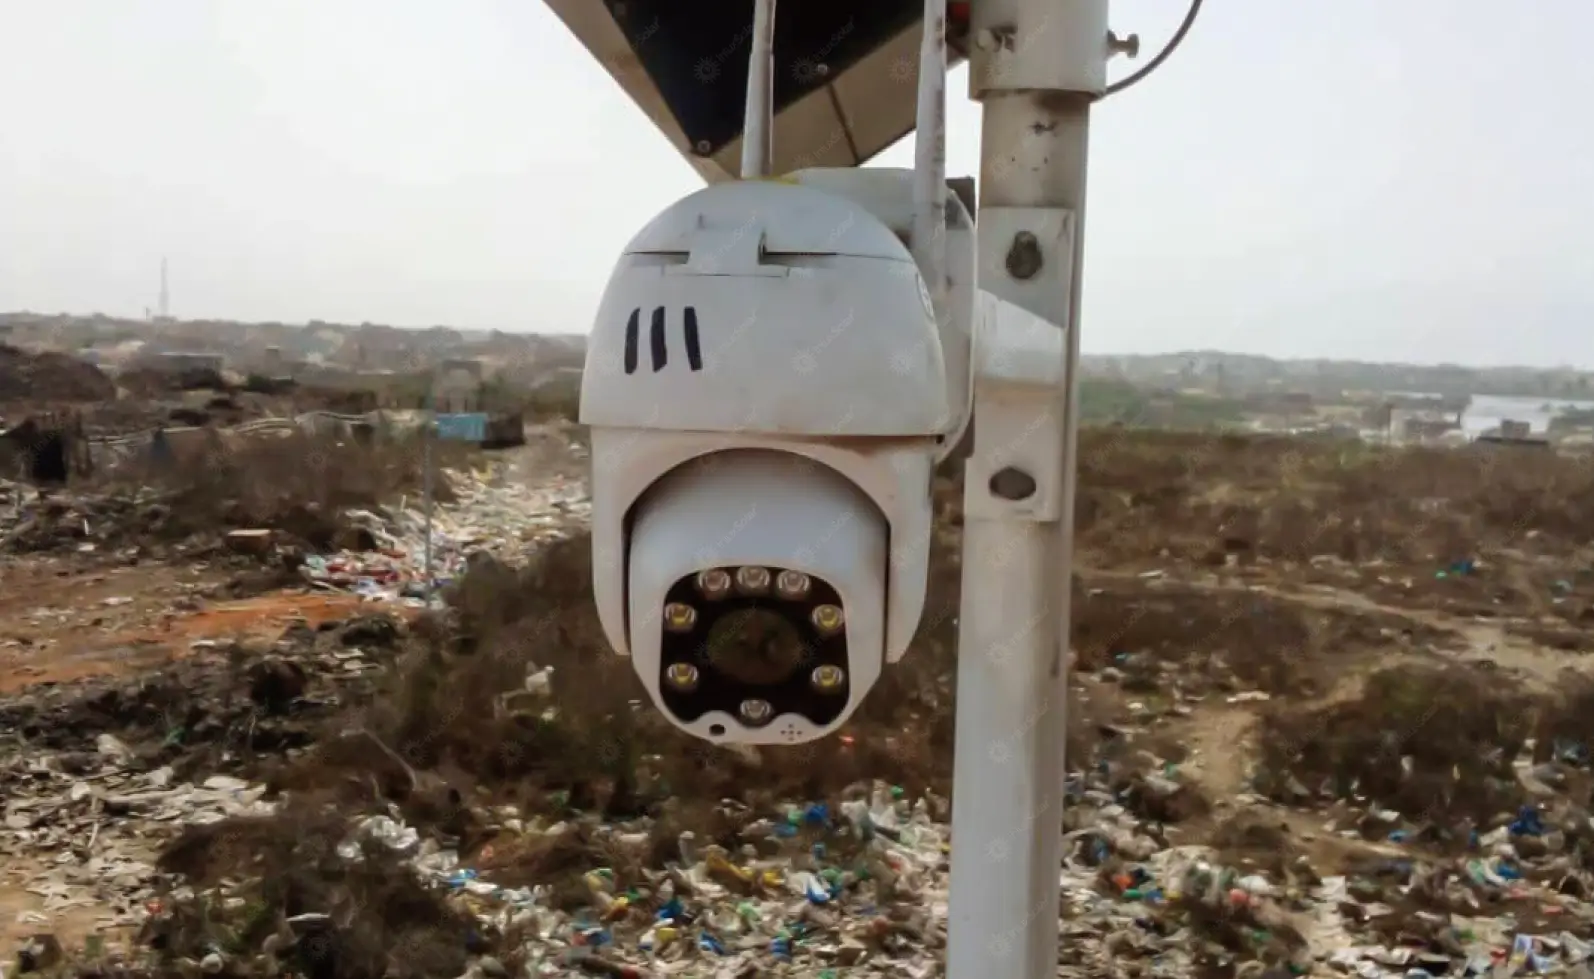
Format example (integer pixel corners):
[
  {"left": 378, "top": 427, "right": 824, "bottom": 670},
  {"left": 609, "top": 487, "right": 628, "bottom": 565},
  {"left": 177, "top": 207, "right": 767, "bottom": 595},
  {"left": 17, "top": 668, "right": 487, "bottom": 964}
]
[
  {"left": 1088, "top": 565, "right": 1594, "bottom": 690},
  {"left": 1102, "top": 561, "right": 1594, "bottom": 890},
  {"left": 0, "top": 560, "right": 396, "bottom": 953},
  {"left": 0, "top": 558, "right": 396, "bottom": 694},
  {"left": 0, "top": 855, "right": 147, "bottom": 954}
]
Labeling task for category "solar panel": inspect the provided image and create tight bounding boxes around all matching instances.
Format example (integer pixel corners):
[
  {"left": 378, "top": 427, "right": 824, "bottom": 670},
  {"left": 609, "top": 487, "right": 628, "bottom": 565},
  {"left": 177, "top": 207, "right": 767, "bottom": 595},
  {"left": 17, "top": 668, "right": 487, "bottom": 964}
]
[{"left": 543, "top": 0, "right": 970, "bottom": 181}]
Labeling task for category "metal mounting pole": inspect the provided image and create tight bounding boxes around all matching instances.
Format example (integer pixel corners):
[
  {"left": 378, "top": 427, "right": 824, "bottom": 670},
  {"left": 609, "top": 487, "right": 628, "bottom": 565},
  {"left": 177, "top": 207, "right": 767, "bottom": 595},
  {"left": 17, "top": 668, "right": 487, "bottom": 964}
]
[
  {"left": 739, "top": 0, "right": 776, "bottom": 179},
  {"left": 947, "top": 0, "right": 1108, "bottom": 976},
  {"left": 422, "top": 373, "right": 436, "bottom": 605},
  {"left": 911, "top": 0, "right": 948, "bottom": 310}
]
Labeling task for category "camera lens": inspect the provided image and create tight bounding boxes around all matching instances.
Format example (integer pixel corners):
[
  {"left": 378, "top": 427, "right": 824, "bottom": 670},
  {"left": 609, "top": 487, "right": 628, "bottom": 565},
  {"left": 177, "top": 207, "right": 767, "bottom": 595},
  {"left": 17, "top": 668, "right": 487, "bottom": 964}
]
[{"left": 703, "top": 607, "right": 808, "bottom": 685}]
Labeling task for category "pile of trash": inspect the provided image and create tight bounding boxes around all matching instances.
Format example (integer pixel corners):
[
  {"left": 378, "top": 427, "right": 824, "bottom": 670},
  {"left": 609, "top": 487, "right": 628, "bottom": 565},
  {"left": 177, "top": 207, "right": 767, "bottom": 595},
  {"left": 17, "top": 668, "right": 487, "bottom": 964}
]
[
  {"left": 20, "top": 733, "right": 1594, "bottom": 979},
  {"left": 0, "top": 478, "right": 175, "bottom": 555},
  {"left": 10, "top": 659, "right": 1594, "bottom": 975},
  {"left": 297, "top": 463, "right": 589, "bottom": 602},
  {"left": 0, "top": 610, "right": 405, "bottom": 768},
  {"left": 0, "top": 451, "right": 591, "bottom": 588},
  {"left": 0, "top": 748, "right": 275, "bottom": 935},
  {"left": 13, "top": 427, "right": 1594, "bottom": 977}
]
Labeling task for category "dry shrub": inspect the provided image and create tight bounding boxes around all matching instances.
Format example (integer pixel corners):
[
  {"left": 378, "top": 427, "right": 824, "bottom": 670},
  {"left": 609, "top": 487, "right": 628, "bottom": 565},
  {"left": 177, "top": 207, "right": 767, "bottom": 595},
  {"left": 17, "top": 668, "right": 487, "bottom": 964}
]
[
  {"left": 1073, "top": 428, "right": 1594, "bottom": 568},
  {"left": 152, "top": 805, "right": 475, "bottom": 979},
  {"left": 1533, "top": 673, "right": 1594, "bottom": 763},
  {"left": 1071, "top": 581, "right": 1452, "bottom": 696},
  {"left": 345, "top": 519, "right": 1149, "bottom": 830},
  {"left": 355, "top": 528, "right": 968, "bottom": 816},
  {"left": 100, "top": 431, "right": 460, "bottom": 548},
  {"left": 1253, "top": 663, "right": 1533, "bottom": 823},
  {"left": 1169, "top": 884, "right": 1308, "bottom": 976}
]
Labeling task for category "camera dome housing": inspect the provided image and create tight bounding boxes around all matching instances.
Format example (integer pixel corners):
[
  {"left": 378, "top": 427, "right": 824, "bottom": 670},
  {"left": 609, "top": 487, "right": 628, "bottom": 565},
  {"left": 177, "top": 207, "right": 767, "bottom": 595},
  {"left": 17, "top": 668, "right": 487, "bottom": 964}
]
[{"left": 580, "top": 178, "right": 948, "bottom": 744}]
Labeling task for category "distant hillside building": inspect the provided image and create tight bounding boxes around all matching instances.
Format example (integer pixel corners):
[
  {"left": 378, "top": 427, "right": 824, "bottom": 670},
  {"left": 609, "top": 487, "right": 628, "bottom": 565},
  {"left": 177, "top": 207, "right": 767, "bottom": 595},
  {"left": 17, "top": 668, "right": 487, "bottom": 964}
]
[
  {"left": 434, "top": 358, "right": 485, "bottom": 411},
  {"left": 152, "top": 351, "right": 226, "bottom": 374},
  {"left": 1392, "top": 408, "right": 1459, "bottom": 443},
  {"left": 258, "top": 346, "right": 302, "bottom": 373}
]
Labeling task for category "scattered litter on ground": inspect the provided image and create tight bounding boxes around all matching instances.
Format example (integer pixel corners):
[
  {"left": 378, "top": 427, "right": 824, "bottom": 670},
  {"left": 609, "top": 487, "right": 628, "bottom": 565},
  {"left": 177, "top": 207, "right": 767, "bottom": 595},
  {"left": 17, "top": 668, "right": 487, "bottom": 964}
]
[{"left": 3, "top": 429, "right": 1594, "bottom": 977}]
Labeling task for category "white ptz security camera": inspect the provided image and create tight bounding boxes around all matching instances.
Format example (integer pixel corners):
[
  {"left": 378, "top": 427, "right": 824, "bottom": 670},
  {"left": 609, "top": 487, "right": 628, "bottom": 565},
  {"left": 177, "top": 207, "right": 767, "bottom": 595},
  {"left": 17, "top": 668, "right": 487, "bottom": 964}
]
[{"left": 580, "top": 174, "right": 966, "bottom": 745}]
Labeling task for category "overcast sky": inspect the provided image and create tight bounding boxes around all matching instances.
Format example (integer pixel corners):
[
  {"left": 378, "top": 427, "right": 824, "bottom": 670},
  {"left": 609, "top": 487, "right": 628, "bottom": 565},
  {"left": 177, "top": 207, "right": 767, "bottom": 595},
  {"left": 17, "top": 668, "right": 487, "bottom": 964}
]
[{"left": 2, "top": 0, "right": 1590, "bottom": 366}]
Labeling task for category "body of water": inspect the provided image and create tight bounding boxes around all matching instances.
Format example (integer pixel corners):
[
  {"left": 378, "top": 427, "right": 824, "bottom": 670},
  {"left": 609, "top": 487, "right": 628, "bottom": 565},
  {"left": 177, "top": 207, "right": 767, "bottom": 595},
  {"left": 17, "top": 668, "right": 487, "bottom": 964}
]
[{"left": 1461, "top": 394, "right": 1594, "bottom": 436}]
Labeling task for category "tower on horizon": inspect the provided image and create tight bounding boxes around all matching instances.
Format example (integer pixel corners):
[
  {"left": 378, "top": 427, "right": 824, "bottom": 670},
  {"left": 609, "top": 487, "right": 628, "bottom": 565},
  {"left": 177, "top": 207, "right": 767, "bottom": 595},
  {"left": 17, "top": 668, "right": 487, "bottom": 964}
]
[{"left": 157, "top": 258, "right": 171, "bottom": 321}]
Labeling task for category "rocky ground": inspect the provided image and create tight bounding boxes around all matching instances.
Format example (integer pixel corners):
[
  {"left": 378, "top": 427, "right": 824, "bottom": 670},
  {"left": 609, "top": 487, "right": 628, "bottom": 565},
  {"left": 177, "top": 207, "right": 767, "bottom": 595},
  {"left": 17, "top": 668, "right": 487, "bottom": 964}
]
[{"left": 3, "top": 426, "right": 1594, "bottom": 978}]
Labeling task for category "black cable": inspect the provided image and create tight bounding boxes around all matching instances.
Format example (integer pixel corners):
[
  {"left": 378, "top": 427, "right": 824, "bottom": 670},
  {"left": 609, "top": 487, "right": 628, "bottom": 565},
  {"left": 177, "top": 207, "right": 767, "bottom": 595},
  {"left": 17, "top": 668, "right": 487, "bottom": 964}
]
[{"left": 1104, "top": 0, "right": 1205, "bottom": 97}]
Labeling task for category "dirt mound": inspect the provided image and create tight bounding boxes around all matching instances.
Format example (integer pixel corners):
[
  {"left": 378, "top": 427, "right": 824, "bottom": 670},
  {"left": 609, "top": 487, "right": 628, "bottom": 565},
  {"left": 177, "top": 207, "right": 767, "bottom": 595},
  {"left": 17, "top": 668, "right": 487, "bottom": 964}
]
[{"left": 0, "top": 345, "right": 116, "bottom": 403}]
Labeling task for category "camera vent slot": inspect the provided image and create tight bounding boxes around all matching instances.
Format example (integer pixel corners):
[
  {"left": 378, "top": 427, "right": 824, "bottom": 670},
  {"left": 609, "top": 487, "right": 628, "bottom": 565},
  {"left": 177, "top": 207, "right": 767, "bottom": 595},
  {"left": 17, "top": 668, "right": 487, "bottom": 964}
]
[{"left": 622, "top": 306, "right": 704, "bottom": 375}]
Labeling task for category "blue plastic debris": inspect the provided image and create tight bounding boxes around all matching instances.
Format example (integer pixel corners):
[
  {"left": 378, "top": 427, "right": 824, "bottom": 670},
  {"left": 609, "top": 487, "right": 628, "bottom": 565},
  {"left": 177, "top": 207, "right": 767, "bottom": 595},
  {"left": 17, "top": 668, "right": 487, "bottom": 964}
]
[
  {"left": 1554, "top": 739, "right": 1589, "bottom": 766},
  {"left": 1089, "top": 837, "right": 1110, "bottom": 864},
  {"left": 1509, "top": 806, "right": 1546, "bottom": 837},
  {"left": 802, "top": 876, "right": 832, "bottom": 904},
  {"left": 433, "top": 412, "right": 489, "bottom": 442}
]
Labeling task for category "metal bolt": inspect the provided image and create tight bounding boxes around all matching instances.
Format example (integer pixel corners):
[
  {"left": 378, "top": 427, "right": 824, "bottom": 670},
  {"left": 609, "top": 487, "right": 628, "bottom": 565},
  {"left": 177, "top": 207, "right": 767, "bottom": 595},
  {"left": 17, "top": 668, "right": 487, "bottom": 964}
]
[
  {"left": 1108, "top": 30, "right": 1141, "bottom": 59},
  {"left": 975, "top": 27, "right": 1014, "bottom": 51},
  {"left": 989, "top": 467, "right": 1036, "bottom": 501},
  {"left": 693, "top": 140, "right": 713, "bottom": 155},
  {"left": 1005, "top": 232, "right": 1043, "bottom": 280}
]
